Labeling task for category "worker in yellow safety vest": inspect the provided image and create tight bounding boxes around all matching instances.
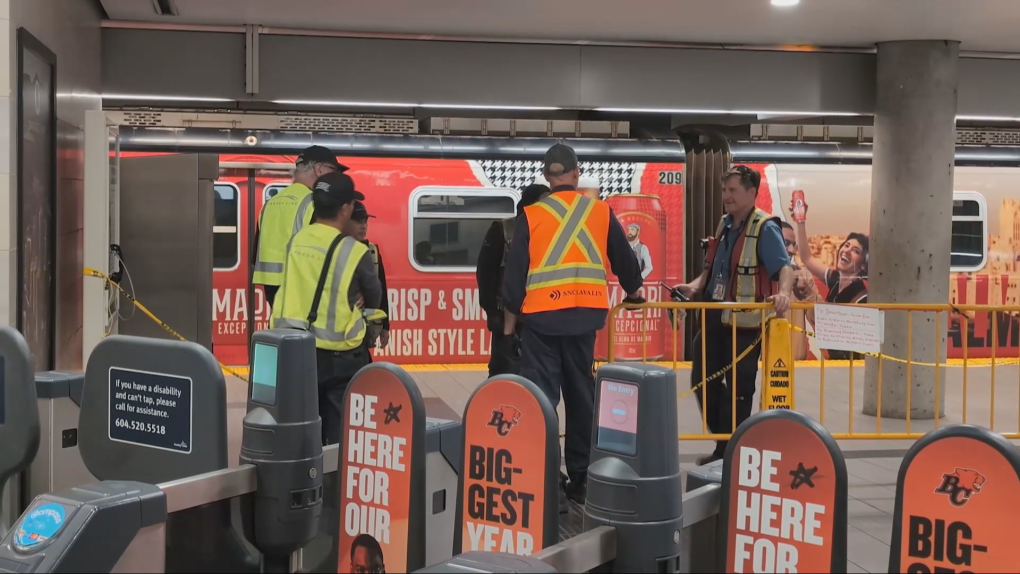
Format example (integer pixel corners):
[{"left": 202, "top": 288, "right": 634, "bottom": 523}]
[
  {"left": 270, "top": 171, "right": 385, "bottom": 445},
  {"left": 253, "top": 146, "right": 347, "bottom": 308},
  {"left": 343, "top": 200, "right": 391, "bottom": 353},
  {"left": 673, "top": 165, "right": 794, "bottom": 466},
  {"left": 501, "top": 143, "right": 645, "bottom": 508}
]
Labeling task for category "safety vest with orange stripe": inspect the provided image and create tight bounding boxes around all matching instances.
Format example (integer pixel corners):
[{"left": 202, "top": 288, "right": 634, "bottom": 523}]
[{"left": 521, "top": 190, "right": 611, "bottom": 314}]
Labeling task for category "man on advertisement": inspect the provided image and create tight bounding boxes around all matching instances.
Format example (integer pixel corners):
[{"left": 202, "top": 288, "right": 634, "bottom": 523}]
[{"left": 627, "top": 223, "right": 654, "bottom": 280}]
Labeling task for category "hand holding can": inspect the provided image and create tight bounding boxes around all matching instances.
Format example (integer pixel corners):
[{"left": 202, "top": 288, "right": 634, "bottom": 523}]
[{"left": 791, "top": 190, "right": 808, "bottom": 223}]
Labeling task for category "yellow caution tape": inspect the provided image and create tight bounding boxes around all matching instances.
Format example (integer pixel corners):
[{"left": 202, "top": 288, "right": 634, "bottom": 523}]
[{"left": 84, "top": 267, "right": 250, "bottom": 383}]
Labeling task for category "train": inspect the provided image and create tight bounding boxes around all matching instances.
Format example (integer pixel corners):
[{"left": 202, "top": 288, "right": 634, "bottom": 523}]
[{"left": 117, "top": 131, "right": 1020, "bottom": 366}]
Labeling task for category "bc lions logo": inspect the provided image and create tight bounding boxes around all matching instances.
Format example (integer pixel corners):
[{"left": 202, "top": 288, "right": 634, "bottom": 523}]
[
  {"left": 934, "top": 468, "right": 986, "bottom": 507},
  {"left": 487, "top": 405, "right": 522, "bottom": 437}
]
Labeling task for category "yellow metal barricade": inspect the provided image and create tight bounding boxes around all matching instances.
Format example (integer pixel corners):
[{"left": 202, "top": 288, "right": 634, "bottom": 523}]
[{"left": 606, "top": 301, "right": 1020, "bottom": 442}]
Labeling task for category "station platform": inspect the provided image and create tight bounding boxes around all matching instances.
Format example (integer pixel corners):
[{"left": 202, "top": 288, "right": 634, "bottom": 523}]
[{"left": 219, "top": 364, "right": 1020, "bottom": 574}]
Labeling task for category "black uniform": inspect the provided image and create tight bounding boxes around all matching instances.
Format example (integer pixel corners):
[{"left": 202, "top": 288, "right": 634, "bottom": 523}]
[
  {"left": 363, "top": 240, "right": 391, "bottom": 362},
  {"left": 502, "top": 185, "right": 644, "bottom": 489},
  {"left": 477, "top": 219, "right": 522, "bottom": 377}
]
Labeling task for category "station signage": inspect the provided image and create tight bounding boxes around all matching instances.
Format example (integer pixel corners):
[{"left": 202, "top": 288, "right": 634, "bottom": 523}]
[
  {"left": 455, "top": 375, "right": 559, "bottom": 557},
  {"left": 339, "top": 364, "right": 426, "bottom": 574},
  {"left": 889, "top": 425, "right": 1020, "bottom": 573},
  {"left": 721, "top": 410, "right": 848, "bottom": 573}
]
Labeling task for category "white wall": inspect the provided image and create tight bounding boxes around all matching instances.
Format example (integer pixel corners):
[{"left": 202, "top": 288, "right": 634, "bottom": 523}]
[{"left": 0, "top": 0, "right": 101, "bottom": 369}]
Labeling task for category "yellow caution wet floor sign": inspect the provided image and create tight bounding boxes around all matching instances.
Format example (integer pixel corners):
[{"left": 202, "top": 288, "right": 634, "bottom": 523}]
[{"left": 764, "top": 318, "right": 794, "bottom": 410}]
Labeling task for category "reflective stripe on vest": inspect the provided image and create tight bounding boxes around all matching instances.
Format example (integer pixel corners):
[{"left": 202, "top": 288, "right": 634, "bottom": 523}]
[
  {"left": 720, "top": 208, "right": 777, "bottom": 329},
  {"left": 252, "top": 183, "right": 314, "bottom": 286},
  {"left": 521, "top": 191, "right": 611, "bottom": 314},
  {"left": 368, "top": 242, "right": 380, "bottom": 276},
  {"left": 269, "top": 226, "right": 384, "bottom": 350}
]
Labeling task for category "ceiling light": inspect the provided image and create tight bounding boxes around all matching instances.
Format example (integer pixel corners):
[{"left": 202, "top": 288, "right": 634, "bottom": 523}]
[
  {"left": 271, "top": 99, "right": 415, "bottom": 108},
  {"left": 771, "top": 0, "right": 800, "bottom": 6},
  {"left": 419, "top": 103, "right": 561, "bottom": 111},
  {"left": 956, "top": 114, "right": 1020, "bottom": 122},
  {"left": 103, "top": 93, "right": 233, "bottom": 102},
  {"left": 594, "top": 106, "right": 864, "bottom": 117}
]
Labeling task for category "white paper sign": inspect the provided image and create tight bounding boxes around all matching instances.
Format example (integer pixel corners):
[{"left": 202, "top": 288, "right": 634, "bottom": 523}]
[{"left": 813, "top": 304, "right": 883, "bottom": 354}]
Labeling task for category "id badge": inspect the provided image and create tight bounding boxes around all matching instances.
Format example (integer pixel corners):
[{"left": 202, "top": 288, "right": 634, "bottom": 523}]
[{"left": 711, "top": 281, "right": 726, "bottom": 301}]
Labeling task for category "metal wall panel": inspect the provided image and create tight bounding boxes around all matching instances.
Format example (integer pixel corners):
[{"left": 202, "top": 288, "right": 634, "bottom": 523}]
[
  {"left": 579, "top": 46, "right": 876, "bottom": 113},
  {"left": 118, "top": 154, "right": 216, "bottom": 348},
  {"left": 959, "top": 57, "right": 1020, "bottom": 118},
  {"left": 257, "top": 35, "right": 583, "bottom": 106},
  {"left": 102, "top": 29, "right": 247, "bottom": 100}
]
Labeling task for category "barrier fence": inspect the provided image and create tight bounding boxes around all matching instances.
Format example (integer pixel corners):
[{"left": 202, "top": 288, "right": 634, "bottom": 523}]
[{"left": 606, "top": 301, "right": 1020, "bottom": 441}]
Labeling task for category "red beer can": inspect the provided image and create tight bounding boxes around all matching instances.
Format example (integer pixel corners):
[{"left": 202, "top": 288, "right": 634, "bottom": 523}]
[{"left": 596, "top": 194, "right": 667, "bottom": 361}]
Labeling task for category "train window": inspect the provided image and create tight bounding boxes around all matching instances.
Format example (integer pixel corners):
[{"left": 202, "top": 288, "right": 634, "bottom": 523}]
[
  {"left": 950, "top": 192, "right": 987, "bottom": 272},
  {"left": 409, "top": 187, "right": 520, "bottom": 272},
  {"left": 263, "top": 183, "right": 289, "bottom": 204},
  {"left": 214, "top": 183, "right": 240, "bottom": 270}
]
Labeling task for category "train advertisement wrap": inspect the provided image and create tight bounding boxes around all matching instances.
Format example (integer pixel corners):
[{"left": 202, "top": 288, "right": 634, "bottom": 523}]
[
  {"left": 597, "top": 194, "right": 668, "bottom": 361},
  {"left": 125, "top": 150, "right": 1020, "bottom": 366}
]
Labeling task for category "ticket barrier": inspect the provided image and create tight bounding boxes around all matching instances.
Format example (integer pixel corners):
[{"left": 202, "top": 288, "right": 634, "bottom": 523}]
[
  {"left": 22, "top": 372, "right": 96, "bottom": 512},
  {"left": 0, "top": 331, "right": 463, "bottom": 573},
  {"left": 423, "top": 363, "right": 700, "bottom": 574},
  {"left": 0, "top": 327, "right": 41, "bottom": 531}
]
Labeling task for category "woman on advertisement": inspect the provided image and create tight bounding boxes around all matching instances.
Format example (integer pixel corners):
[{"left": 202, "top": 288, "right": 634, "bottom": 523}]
[{"left": 790, "top": 193, "right": 870, "bottom": 360}]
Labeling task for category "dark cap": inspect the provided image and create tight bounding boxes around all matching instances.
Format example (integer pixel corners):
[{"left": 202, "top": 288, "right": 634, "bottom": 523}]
[
  {"left": 297, "top": 145, "right": 346, "bottom": 171},
  {"left": 312, "top": 172, "right": 364, "bottom": 204},
  {"left": 351, "top": 201, "right": 375, "bottom": 221},
  {"left": 543, "top": 143, "right": 578, "bottom": 177}
]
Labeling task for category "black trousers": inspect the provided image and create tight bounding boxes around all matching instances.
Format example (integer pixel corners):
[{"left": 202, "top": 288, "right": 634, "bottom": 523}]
[
  {"left": 316, "top": 345, "right": 371, "bottom": 445},
  {"left": 520, "top": 327, "right": 596, "bottom": 485},
  {"left": 690, "top": 310, "right": 763, "bottom": 457},
  {"left": 487, "top": 331, "right": 521, "bottom": 377}
]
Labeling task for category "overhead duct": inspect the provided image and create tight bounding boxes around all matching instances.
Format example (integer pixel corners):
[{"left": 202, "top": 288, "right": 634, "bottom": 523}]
[{"left": 150, "top": 0, "right": 178, "bottom": 17}]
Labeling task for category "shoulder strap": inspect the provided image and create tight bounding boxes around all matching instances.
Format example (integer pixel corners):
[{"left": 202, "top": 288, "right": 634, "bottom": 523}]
[{"left": 307, "top": 234, "right": 348, "bottom": 324}]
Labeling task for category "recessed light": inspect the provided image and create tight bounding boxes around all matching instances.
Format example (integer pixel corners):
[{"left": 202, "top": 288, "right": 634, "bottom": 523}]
[{"left": 771, "top": 0, "right": 800, "bottom": 6}]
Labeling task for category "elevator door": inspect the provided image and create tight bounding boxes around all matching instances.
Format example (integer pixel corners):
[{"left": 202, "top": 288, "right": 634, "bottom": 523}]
[{"left": 118, "top": 154, "right": 217, "bottom": 348}]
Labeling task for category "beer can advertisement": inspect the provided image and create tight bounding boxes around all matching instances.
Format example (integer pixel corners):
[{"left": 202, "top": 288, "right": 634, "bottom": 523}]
[
  {"left": 722, "top": 413, "right": 847, "bottom": 573},
  {"left": 598, "top": 194, "right": 668, "bottom": 361},
  {"left": 338, "top": 365, "right": 425, "bottom": 574},
  {"left": 891, "top": 431, "right": 1020, "bottom": 573},
  {"left": 456, "top": 376, "right": 559, "bottom": 557}
]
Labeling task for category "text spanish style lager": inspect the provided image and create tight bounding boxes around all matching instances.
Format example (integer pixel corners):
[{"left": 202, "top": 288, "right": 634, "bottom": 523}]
[{"left": 596, "top": 194, "right": 667, "bottom": 361}]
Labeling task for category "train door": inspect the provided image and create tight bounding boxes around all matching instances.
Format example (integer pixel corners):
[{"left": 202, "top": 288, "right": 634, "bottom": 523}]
[
  {"left": 118, "top": 154, "right": 218, "bottom": 348},
  {"left": 211, "top": 163, "right": 292, "bottom": 367}
]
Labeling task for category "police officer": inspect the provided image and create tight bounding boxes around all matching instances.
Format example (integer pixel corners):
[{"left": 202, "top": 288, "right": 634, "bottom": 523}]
[
  {"left": 476, "top": 184, "right": 550, "bottom": 377},
  {"left": 674, "top": 165, "right": 794, "bottom": 465},
  {"left": 254, "top": 146, "right": 346, "bottom": 308},
  {"left": 502, "top": 144, "right": 645, "bottom": 504},
  {"left": 343, "top": 201, "right": 391, "bottom": 353},
  {"left": 271, "top": 171, "right": 385, "bottom": 445}
]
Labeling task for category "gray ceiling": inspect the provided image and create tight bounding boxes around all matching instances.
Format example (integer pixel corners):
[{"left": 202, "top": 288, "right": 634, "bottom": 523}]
[{"left": 100, "top": 0, "right": 1020, "bottom": 53}]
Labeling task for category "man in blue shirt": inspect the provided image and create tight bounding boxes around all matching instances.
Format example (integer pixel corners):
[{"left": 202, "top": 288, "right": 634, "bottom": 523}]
[{"left": 675, "top": 166, "right": 794, "bottom": 465}]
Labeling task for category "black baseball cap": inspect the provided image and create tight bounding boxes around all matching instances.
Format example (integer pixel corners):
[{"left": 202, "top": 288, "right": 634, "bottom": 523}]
[
  {"left": 351, "top": 201, "right": 375, "bottom": 221},
  {"left": 543, "top": 143, "right": 578, "bottom": 177},
  {"left": 297, "top": 145, "right": 347, "bottom": 171},
  {"left": 312, "top": 172, "right": 364, "bottom": 204}
]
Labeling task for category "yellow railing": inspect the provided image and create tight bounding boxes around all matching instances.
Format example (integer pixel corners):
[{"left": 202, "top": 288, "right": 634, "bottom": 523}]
[{"left": 605, "top": 301, "right": 1020, "bottom": 441}]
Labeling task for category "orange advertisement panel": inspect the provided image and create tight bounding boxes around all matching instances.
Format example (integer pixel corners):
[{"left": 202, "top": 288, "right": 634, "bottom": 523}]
[
  {"left": 722, "top": 411, "right": 848, "bottom": 573},
  {"left": 338, "top": 364, "right": 425, "bottom": 574},
  {"left": 890, "top": 427, "right": 1020, "bottom": 573},
  {"left": 455, "top": 376, "right": 559, "bottom": 556}
]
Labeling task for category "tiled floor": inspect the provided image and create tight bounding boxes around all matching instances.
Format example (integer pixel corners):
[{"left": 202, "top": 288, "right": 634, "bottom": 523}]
[{"left": 223, "top": 364, "right": 1017, "bottom": 573}]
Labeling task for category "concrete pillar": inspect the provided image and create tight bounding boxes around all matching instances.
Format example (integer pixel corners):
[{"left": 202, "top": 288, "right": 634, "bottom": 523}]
[{"left": 864, "top": 41, "right": 960, "bottom": 419}]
